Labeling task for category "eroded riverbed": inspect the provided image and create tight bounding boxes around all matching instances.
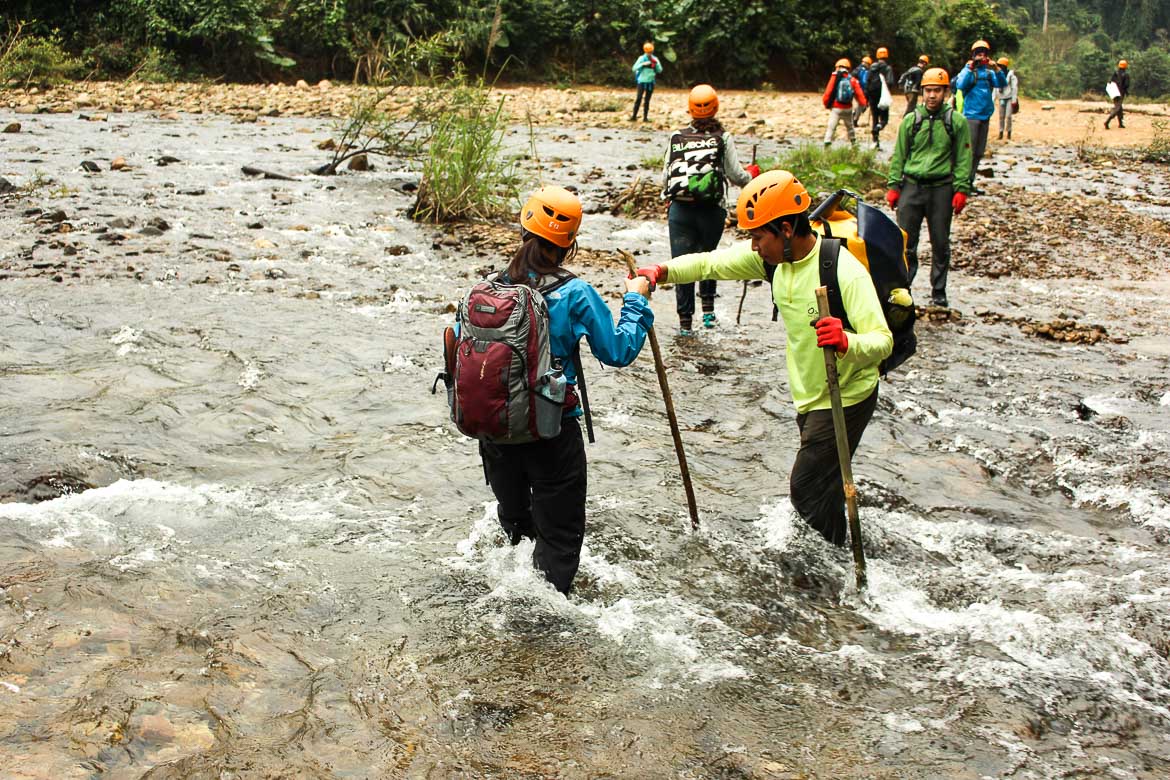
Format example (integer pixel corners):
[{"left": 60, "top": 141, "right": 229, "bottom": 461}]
[{"left": 1, "top": 112, "right": 1169, "bottom": 779}]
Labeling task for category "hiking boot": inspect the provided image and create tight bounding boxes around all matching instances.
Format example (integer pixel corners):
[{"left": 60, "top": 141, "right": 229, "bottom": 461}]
[
  {"left": 1104, "top": 121, "right": 1110, "bottom": 129},
  {"left": 678, "top": 327, "right": 695, "bottom": 337},
  {"left": 872, "top": 141, "right": 881, "bottom": 151},
  {"left": 679, "top": 317, "right": 693, "bottom": 336},
  {"left": 1119, "top": 123, "right": 1125, "bottom": 129},
  {"left": 702, "top": 312, "right": 717, "bottom": 329},
  {"left": 931, "top": 296, "right": 948, "bottom": 308}
]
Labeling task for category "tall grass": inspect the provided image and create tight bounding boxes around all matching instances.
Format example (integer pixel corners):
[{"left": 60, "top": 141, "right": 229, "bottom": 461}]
[
  {"left": 411, "top": 81, "right": 519, "bottom": 223},
  {"left": 758, "top": 144, "right": 888, "bottom": 197}
]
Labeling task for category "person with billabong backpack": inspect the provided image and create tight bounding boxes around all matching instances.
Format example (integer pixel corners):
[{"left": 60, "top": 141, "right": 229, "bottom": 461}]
[
  {"left": 994, "top": 57, "right": 1018, "bottom": 140},
  {"left": 435, "top": 186, "right": 653, "bottom": 595},
  {"left": 865, "top": 47, "right": 896, "bottom": 150},
  {"left": 633, "top": 171, "right": 895, "bottom": 547},
  {"left": 630, "top": 41, "right": 663, "bottom": 122},
  {"left": 886, "top": 67, "right": 973, "bottom": 309},
  {"left": 661, "top": 84, "right": 759, "bottom": 335},
  {"left": 823, "top": 58, "right": 867, "bottom": 147},
  {"left": 953, "top": 40, "right": 1006, "bottom": 194}
]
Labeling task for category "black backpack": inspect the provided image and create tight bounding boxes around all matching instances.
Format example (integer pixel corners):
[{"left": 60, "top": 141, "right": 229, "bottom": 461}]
[
  {"left": 663, "top": 129, "right": 726, "bottom": 205},
  {"left": 764, "top": 192, "right": 917, "bottom": 376}
]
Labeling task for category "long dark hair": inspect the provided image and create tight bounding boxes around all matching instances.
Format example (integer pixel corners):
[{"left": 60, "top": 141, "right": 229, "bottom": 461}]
[
  {"left": 506, "top": 230, "right": 577, "bottom": 286},
  {"left": 691, "top": 117, "right": 726, "bottom": 134}
]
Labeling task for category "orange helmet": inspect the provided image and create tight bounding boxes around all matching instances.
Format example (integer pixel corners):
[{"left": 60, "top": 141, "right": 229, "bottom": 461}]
[
  {"left": 918, "top": 54, "right": 930, "bottom": 65},
  {"left": 1118, "top": 60, "right": 1128, "bottom": 69},
  {"left": 862, "top": 56, "right": 873, "bottom": 66},
  {"left": 737, "top": 170, "right": 810, "bottom": 230},
  {"left": 997, "top": 57, "right": 1010, "bottom": 67},
  {"left": 835, "top": 58, "right": 851, "bottom": 70},
  {"left": 520, "top": 186, "right": 581, "bottom": 248},
  {"left": 971, "top": 40, "right": 991, "bottom": 53},
  {"left": 688, "top": 84, "right": 719, "bottom": 119},
  {"left": 921, "top": 68, "right": 950, "bottom": 87},
  {"left": 643, "top": 42, "right": 654, "bottom": 54},
  {"left": 876, "top": 46, "right": 889, "bottom": 59}
]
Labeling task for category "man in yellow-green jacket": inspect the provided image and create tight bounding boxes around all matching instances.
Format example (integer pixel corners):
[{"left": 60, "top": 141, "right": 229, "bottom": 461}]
[{"left": 635, "top": 170, "right": 892, "bottom": 546}]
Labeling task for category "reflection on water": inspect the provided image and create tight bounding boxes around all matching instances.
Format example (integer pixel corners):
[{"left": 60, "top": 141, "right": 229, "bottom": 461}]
[{"left": 1, "top": 113, "right": 1169, "bottom": 778}]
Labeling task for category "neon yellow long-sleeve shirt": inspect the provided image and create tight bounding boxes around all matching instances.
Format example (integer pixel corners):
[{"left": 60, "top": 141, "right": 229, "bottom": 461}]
[{"left": 667, "top": 236, "right": 892, "bottom": 413}]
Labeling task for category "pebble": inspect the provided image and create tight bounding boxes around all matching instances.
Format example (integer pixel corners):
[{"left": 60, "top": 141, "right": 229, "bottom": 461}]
[
  {"left": 110, "top": 156, "right": 128, "bottom": 171},
  {"left": 347, "top": 153, "right": 370, "bottom": 171},
  {"left": 2, "top": 122, "right": 19, "bottom": 133},
  {"left": 253, "top": 238, "right": 277, "bottom": 249},
  {"left": 80, "top": 160, "right": 101, "bottom": 172}
]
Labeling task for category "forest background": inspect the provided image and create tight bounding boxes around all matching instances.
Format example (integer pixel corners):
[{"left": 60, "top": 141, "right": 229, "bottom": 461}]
[{"left": 2, "top": 1, "right": 1168, "bottom": 100}]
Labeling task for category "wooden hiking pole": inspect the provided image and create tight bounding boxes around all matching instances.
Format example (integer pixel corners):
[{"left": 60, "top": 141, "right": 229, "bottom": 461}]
[
  {"left": 619, "top": 249, "right": 700, "bottom": 530},
  {"left": 815, "top": 286, "right": 868, "bottom": 590},
  {"left": 735, "top": 144, "right": 760, "bottom": 325}
]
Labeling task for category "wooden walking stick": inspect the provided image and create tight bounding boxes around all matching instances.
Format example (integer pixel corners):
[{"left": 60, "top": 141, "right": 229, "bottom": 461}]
[
  {"left": 735, "top": 145, "right": 760, "bottom": 326},
  {"left": 815, "top": 286, "right": 868, "bottom": 590},
  {"left": 619, "top": 249, "right": 700, "bottom": 530}
]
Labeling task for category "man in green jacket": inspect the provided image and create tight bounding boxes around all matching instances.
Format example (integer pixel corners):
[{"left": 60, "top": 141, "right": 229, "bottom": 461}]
[
  {"left": 635, "top": 170, "right": 892, "bottom": 547},
  {"left": 885, "top": 67, "right": 973, "bottom": 308}
]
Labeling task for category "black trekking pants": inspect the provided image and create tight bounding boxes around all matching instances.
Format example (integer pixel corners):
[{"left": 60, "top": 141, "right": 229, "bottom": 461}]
[
  {"left": 790, "top": 386, "right": 878, "bottom": 547},
  {"left": 967, "top": 118, "right": 990, "bottom": 186},
  {"left": 480, "top": 418, "right": 587, "bottom": 594},
  {"left": 897, "top": 178, "right": 954, "bottom": 303},
  {"left": 1105, "top": 97, "right": 1124, "bottom": 127},
  {"left": 871, "top": 107, "right": 890, "bottom": 141},
  {"left": 633, "top": 83, "right": 654, "bottom": 120},
  {"left": 669, "top": 201, "right": 726, "bottom": 322}
]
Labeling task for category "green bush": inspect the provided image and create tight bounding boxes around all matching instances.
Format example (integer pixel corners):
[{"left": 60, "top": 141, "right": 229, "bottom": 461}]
[
  {"left": 0, "top": 26, "right": 83, "bottom": 86},
  {"left": 411, "top": 79, "right": 520, "bottom": 223},
  {"left": 759, "top": 144, "right": 888, "bottom": 199},
  {"left": 1130, "top": 48, "right": 1170, "bottom": 99}
]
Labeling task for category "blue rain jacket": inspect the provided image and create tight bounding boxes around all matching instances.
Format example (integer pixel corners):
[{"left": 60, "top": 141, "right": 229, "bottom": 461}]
[
  {"left": 544, "top": 280, "right": 653, "bottom": 416},
  {"left": 954, "top": 64, "right": 1007, "bottom": 121}
]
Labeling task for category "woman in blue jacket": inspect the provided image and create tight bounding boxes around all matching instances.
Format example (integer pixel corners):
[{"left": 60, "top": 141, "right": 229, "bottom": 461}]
[{"left": 479, "top": 186, "right": 654, "bottom": 594}]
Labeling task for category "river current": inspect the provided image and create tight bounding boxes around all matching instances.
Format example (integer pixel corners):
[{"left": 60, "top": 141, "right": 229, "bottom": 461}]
[{"left": 1, "top": 113, "right": 1169, "bottom": 778}]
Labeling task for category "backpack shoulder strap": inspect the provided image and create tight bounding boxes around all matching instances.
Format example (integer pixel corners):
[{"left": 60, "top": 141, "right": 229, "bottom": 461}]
[
  {"left": 817, "top": 238, "right": 853, "bottom": 332},
  {"left": 538, "top": 269, "right": 576, "bottom": 295}
]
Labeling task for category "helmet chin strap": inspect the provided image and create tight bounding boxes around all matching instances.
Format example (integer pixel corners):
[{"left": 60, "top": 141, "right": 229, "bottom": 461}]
[{"left": 781, "top": 228, "right": 795, "bottom": 262}]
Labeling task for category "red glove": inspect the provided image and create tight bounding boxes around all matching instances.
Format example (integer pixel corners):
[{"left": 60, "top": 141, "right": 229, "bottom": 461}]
[
  {"left": 745, "top": 163, "right": 761, "bottom": 179},
  {"left": 885, "top": 188, "right": 900, "bottom": 209},
  {"left": 815, "top": 316, "right": 849, "bottom": 354},
  {"left": 633, "top": 264, "right": 667, "bottom": 291},
  {"left": 952, "top": 192, "right": 968, "bottom": 215}
]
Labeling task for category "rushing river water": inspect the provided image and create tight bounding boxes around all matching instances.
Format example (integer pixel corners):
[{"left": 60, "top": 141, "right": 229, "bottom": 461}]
[{"left": 1, "top": 113, "right": 1169, "bottom": 779}]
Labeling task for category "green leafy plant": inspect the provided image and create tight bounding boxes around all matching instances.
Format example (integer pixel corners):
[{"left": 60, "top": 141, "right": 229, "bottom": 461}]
[
  {"left": 1142, "top": 120, "right": 1170, "bottom": 165},
  {"left": 410, "top": 77, "right": 520, "bottom": 223},
  {"left": 0, "top": 20, "right": 83, "bottom": 86},
  {"left": 759, "top": 144, "right": 888, "bottom": 198}
]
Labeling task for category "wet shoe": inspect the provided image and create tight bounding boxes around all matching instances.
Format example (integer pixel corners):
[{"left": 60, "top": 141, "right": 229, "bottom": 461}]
[
  {"left": 702, "top": 312, "right": 717, "bottom": 329},
  {"left": 931, "top": 296, "right": 948, "bottom": 308},
  {"left": 678, "top": 327, "right": 695, "bottom": 337}
]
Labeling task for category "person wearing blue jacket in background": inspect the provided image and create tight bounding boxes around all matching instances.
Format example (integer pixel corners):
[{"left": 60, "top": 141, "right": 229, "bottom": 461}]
[
  {"left": 631, "top": 41, "right": 663, "bottom": 122},
  {"left": 478, "top": 186, "right": 654, "bottom": 594},
  {"left": 852, "top": 55, "right": 872, "bottom": 127},
  {"left": 953, "top": 39, "right": 1006, "bottom": 194}
]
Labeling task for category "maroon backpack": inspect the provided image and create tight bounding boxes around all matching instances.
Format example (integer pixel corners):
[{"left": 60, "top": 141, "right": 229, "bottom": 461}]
[{"left": 435, "top": 273, "right": 575, "bottom": 443}]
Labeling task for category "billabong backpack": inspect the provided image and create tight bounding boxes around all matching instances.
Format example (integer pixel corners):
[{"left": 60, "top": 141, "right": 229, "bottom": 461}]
[
  {"left": 433, "top": 273, "right": 577, "bottom": 443},
  {"left": 664, "top": 129, "right": 726, "bottom": 204},
  {"left": 834, "top": 74, "right": 854, "bottom": 104}
]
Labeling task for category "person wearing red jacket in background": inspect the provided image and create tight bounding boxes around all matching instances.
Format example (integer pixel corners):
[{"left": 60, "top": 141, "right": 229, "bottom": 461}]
[{"left": 823, "top": 58, "right": 867, "bottom": 147}]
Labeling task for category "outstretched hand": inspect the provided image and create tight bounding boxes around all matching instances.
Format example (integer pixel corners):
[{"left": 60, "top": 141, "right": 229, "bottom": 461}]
[{"left": 626, "top": 275, "right": 652, "bottom": 298}]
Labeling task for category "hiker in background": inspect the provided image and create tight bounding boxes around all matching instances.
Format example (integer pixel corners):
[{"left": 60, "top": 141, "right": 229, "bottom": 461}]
[
  {"left": 851, "top": 56, "right": 872, "bottom": 127},
  {"left": 886, "top": 68, "right": 972, "bottom": 309},
  {"left": 635, "top": 171, "right": 892, "bottom": 546},
  {"left": 631, "top": 42, "right": 662, "bottom": 122},
  {"left": 866, "top": 47, "right": 896, "bottom": 150},
  {"left": 662, "top": 84, "right": 760, "bottom": 335},
  {"left": 900, "top": 55, "right": 929, "bottom": 116},
  {"left": 450, "top": 187, "right": 654, "bottom": 594},
  {"left": 1105, "top": 60, "right": 1129, "bottom": 129},
  {"left": 823, "top": 58, "right": 867, "bottom": 147},
  {"left": 953, "top": 40, "right": 1006, "bottom": 194},
  {"left": 995, "top": 57, "right": 1018, "bottom": 140}
]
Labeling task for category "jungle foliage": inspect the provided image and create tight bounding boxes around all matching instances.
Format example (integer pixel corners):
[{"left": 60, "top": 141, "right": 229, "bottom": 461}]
[{"left": 0, "top": 1, "right": 1166, "bottom": 98}]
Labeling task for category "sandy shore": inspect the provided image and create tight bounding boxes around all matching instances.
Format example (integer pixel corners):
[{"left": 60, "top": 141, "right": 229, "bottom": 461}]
[{"left": 2, "top": 81, "right": 1166, "bottom": 149}]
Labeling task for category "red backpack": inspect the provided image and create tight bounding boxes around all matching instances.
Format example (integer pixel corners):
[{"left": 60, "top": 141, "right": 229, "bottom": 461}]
[{"left": 433, "top": 273, "right": 576, "bottom": 443}]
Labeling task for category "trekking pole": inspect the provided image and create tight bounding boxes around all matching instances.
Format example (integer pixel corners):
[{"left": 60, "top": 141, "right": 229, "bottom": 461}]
[
  {"left": 618, "top": 249, "right": 700, "bottom": 530},
  {"left": 814, "top": 286, "right": 868, "bottom": 591},
  {"left": 736, "top": 145, "right": 759, "bottom": 325}
]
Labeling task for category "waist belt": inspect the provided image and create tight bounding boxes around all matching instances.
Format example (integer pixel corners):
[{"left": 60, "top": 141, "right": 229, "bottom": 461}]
[{"left": 903, "top": 173, "right": 954, "bottom": 187}]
